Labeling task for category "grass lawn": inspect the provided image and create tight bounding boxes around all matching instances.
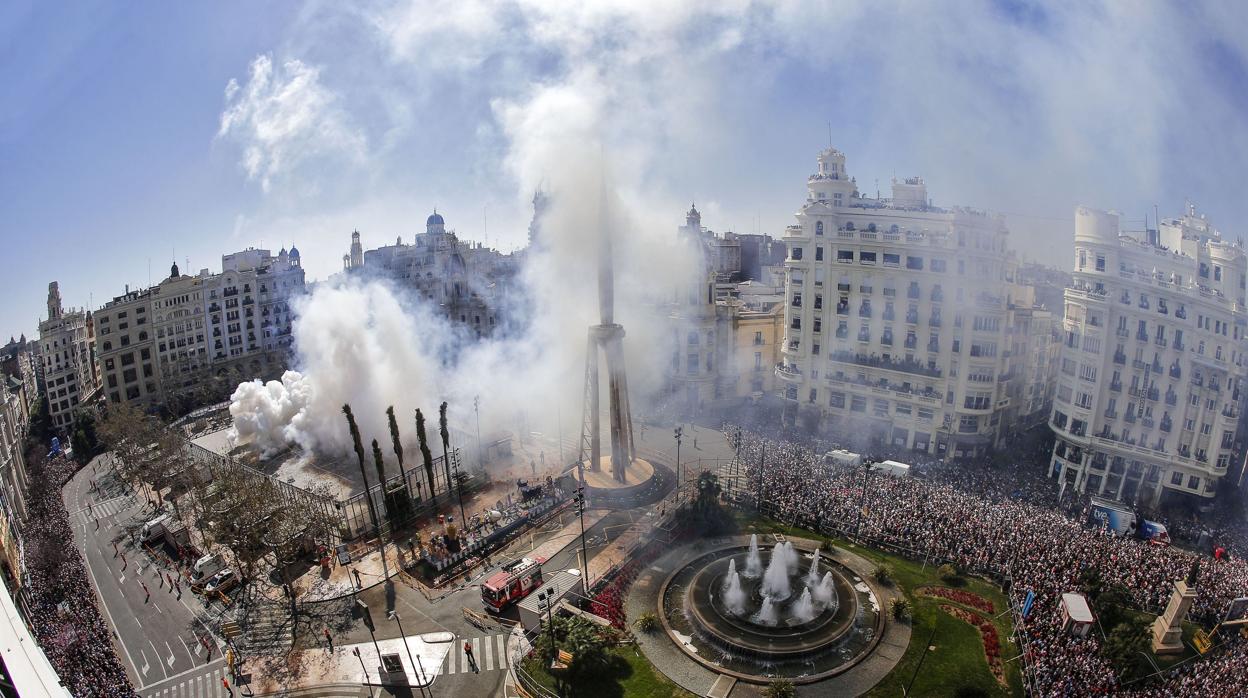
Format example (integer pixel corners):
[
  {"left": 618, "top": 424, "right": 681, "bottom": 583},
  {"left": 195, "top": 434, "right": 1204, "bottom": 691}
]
[
  {"left": 746, "top": 517, "right": 1024, "bottom": 698},
  {"left": 521, "top": 645, "right": 695, "bottom": 698}
]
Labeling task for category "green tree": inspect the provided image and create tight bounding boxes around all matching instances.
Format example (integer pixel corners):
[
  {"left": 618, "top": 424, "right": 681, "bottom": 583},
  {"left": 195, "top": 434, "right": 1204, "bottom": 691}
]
[
  {"left": 439, "top": 401, "right": 452, "bottom": 495},
  {"left": 764, "top": 680, "right": 796, "bottom": 698},
  {"left": 545, "top": 614, "right": 614, "bottom": 682},
  {"left": 69, "top": 408, "right": 101, "bottom": 463},
  {"left": 386, "top": 406, "right": 408, "bottom": 495},
  {"left": 873, "top": 564, "right": 894, "bottom": 586},
  {"left": 890, "top": 597, "right": 911, "bottom": 620},
  {"left": 343, "top": 404, "right": 379, "bottom": 534},
  {"left": 416, "top": 408, "right": 437, "bottom": 502},
  {"left": 677, "top": 471, "right": 735, "bottom": 535},
  {"left": 1102, "top": 616, "right": 1151, "bottom": 678}
]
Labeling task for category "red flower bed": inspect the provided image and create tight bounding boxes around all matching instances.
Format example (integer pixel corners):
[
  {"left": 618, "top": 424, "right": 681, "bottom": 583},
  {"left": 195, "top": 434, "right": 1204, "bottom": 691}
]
[
  {"left": 939, "top": 604, "right": 1007, "bottom": 686},
  {"left": 588, "top": 544, "right": 664, "bottom": 629},
  {"left": 917, "top": 585, "right": 994, "bottom": 613}
]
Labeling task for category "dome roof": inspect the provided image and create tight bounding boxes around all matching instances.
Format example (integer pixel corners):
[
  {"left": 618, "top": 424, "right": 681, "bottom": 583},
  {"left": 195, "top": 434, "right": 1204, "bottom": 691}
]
[
  {"left": 427, "top": 211, "right": 445, "bottom": 226},
  {"left": 289, "top": 245, "right": 300, "bottom": 257}
]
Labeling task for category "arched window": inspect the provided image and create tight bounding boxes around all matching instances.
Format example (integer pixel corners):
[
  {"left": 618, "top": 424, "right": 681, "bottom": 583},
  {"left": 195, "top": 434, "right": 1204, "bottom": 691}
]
[{"left": 815, "top": 221, "right": 824, "bottom": 235}]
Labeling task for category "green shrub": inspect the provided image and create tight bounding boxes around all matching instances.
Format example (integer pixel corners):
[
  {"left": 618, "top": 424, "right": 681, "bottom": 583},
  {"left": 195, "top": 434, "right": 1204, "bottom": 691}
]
[
  {"left": 938, "top": 563, "right": 959, "bottom": 583},
  {"left": 633, "top": 611, "right": 659, "bottom": 633},
  {"left": 764, "top": 679, "right": 796, "bottom": 698},
  {"left": 891, "top": 597, "right": 911, "bottom": 620},
  {"left": 873, "top": 564, "right": 893, "bottom": 586}
]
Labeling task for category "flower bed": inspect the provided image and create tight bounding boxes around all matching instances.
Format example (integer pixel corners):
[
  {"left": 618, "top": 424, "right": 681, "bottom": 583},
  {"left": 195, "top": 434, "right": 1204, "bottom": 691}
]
[
  {"left": 939, "top": 603, "right": 1006, "bottom": 687},
  {"left": 917, "top": 585, "right": 994, "bottom": 614}
]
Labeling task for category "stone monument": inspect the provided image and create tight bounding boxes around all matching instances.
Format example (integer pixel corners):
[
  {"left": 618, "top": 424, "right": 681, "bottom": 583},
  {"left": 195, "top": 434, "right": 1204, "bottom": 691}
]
[{"left": 1151, "top": 560, "right": 1199, "bottom": 655}]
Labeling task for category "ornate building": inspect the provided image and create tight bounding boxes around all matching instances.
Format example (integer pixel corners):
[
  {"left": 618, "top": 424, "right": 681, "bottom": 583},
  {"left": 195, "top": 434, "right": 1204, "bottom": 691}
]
[
  {"left": 1049, "top": 206, "right": 1248, "bottom": 507},
  {"left": 777, "top": 147, "right": 1048, "bottom": 459},
  {"left": 37, "top": 282, "right": 99, "bottom": 431},
  {"left": 343, "top": 212, "right": 520, "bottom": 337}
]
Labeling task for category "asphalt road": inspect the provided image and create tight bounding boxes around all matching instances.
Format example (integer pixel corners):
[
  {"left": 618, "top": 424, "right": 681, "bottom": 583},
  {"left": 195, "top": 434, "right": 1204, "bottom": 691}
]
[
  {"left": 64, "top": 456, "right": 229, "bottom": 694},
  {"left": 301, "top": 506, "right": 643, "bottom": 698}
]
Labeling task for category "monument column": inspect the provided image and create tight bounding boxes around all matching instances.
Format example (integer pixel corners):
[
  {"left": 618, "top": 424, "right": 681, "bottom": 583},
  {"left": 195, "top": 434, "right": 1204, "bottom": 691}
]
[{"left": 1151, "top": 562, "right": 1199, "bottom": 655}]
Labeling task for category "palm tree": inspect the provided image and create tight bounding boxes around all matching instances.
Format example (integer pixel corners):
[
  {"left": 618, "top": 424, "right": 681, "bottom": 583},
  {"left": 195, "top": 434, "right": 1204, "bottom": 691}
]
[
  {"left": 439, "top": 401, "right": 452, "bottom": 495},
  {"left": 386, "top": 406, "right": 408, "bottom": 496},
  {"left": 342, "top": 404, "right": 379, "bottom": 535},
  {"left": 416, "top": 408, "right": 437, "bottom": 503}
]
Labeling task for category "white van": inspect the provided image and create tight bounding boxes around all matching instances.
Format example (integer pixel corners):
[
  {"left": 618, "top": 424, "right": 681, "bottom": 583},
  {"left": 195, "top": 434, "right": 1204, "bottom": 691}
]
[
  {"left": 140, "top": 514, "right": 171, "bottom": 542},
  {"left": 191, "top": 554, "right": 225, "bottom": 583}
]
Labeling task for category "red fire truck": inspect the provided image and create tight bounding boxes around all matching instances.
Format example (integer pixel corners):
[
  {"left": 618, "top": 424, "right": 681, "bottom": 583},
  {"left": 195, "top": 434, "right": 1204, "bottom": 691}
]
[{"left": 482, "top": 556, "right": 546, "bottom": 612}]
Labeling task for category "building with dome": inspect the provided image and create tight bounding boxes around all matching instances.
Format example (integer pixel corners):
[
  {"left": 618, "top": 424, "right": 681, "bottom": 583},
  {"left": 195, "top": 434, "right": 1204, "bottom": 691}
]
[{"left": 342, "top": 210, "right": 520, "bottom": 337}]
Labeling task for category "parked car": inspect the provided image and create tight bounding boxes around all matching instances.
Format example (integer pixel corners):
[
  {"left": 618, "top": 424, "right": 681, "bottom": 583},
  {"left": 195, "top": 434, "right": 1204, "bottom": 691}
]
[{"left": 203, "top": 569, "right": 240, "bottom": 595}]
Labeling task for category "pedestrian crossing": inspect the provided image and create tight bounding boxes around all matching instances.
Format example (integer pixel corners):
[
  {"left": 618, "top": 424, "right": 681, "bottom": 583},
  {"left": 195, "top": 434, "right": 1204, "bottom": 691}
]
[
  {"left": 442, "top": 634, "right": 510, "bottom": 674},
  {"left": 143, "top": 665, "right": 231, "bottom": 698},
  {"left": 78, "top": 495, "right": 133, "bottom": 520}
]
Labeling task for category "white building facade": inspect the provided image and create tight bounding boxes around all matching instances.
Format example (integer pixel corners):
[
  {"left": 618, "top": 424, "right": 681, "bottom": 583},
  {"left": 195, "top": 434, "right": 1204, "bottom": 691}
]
[
  {"left": 37, "top": 282, "right": 99, "bottom": 430},
  {"left": 1049, "top": 206, "right": 1248, "bottom": 507},
  {"left": 778, "top": 147, "right": 1025, "bottom": 459}
]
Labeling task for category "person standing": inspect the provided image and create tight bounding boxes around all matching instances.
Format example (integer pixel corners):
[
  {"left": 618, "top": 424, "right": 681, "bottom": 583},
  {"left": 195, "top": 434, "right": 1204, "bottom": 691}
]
[{"left": 464, "top": 640, "right": 478, "bottom": 673}]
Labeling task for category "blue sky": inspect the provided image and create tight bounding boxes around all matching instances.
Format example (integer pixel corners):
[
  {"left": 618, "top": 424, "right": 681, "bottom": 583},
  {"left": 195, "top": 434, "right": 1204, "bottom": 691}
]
[{"left": 4, "top": 1, "right": 1248, "bottom": 342}]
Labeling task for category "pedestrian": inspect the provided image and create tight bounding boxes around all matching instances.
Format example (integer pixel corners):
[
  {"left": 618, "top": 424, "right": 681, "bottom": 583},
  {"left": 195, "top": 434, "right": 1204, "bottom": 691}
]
[
  {"left": 352, "top": 568, "right": 362, "bottom": 589},
  {"left": 464, "top": 640, "right": 478, "bottom": 673},
  {"left": 222, "top": 676, "right": 231, "bottom": 694},
  {"left": 323, "top": 627, "right": 334, "bottom": 650}
]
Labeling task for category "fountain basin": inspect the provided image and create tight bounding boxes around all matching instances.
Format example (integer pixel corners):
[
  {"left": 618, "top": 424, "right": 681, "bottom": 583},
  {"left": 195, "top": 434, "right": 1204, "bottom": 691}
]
[{"left": 658, "top": 540, "right": 883, "bottom": 683}]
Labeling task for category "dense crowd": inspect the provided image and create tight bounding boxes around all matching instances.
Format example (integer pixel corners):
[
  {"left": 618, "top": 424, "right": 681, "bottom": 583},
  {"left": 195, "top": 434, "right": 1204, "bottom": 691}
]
[
  {"left": 727, "top": 427, "right": 1248, "bottom": 697},
  {"left": 23, "top": 453, "right": 137, "bottom": 697}
]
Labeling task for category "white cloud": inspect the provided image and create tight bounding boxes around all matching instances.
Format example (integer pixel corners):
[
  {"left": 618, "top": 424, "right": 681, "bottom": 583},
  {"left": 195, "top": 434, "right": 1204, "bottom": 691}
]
[{"left": 217, "top": 54, "right": 367, "bottom": 193}]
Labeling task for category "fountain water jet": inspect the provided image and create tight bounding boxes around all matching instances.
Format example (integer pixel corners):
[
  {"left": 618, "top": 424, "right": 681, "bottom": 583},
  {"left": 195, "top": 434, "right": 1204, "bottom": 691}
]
[
  {"left": 790, "top": 587, "right": 817, "bottom": 624},
  {"left": 813, "top": 571, "right": 839, "bottom": 611},
  {"left": 781, "top": 541, "right": 799, "bottom": 574},
  {"left": 761, "top": 544, "right": 793, "bottom": 600},
  {"left": 752, "top": 596, "right": 779, "bottom": 626},
  {"left": 721, "top": 559, "right": 747, "bottom": 616},
  {"left": 744, "top": 534, "right": 763, "bottom": 578},
  {"left": 805, "top": 549, "right": 822, "bottom": 587}
]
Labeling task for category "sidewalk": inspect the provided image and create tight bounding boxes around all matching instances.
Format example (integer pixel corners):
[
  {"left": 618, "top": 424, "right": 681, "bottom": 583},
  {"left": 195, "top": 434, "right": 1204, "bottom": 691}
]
[{"left": 240, "top": 632, "right": 455, "bottom": 695}]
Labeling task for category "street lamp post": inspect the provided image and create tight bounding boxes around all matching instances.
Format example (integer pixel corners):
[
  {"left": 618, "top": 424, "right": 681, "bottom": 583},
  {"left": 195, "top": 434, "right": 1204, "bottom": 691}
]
[
  {"left": 352, "top": 647, "right": 374, "bottom": 698},
  {"left": 474, "top": 395, "right": 483, "bottom": 472},
  {"left": 388, "top": 610, "right": 428, "bottom": 697},
  {"left": 673, "top": 427, "right": 683, "bottom": 505},
  {"left": 574, "top": 486, "right": 590, "bottom": 588},
  {"left": 854, "top": 461, "right": 872, "bottom": 541},
  {"left": 452, "top": 457, "right": 467, "bottom": 525}
]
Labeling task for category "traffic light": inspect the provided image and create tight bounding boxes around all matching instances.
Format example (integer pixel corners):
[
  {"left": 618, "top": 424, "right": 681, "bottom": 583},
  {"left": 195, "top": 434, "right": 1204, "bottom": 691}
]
[{"left": 357, "top": 599, "right": 374, "bottom": 631}]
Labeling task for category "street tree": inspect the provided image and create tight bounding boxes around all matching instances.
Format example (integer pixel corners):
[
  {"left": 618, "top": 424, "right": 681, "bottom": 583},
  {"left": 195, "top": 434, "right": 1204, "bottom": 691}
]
[
  {"left": 439, "top": 401, "right": 452, "bottom": 497},
  {"left": 342, "top": 404, "right": 379, "bottom": 536},
  {"left": 416, "top": 408, "right": 436, "bottom": 503}
]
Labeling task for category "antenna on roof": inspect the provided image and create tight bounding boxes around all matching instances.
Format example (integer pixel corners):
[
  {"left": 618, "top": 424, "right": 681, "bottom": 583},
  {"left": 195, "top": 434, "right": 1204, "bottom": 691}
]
[{"left": 826, "top": 122, "right": 832, "bottom": 148}]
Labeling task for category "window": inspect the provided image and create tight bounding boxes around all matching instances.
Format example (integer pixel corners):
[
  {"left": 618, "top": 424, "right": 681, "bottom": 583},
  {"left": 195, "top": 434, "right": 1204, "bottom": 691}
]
[
  {"left": 930, "top": 259, "right": 946, "bottom": 273},
  {"left": 686, "top": 353, "right": 699, "bottom": 375},
  {"left": 754, "top": 352, "right": 762, "bottom": 370},
  {"left": 1095, "top": 255, "right": 1105, "bottom": 271},
  {"left": 815, "top": 221, "right": 824, "bottom": 235},
  {"left": 837, "top": 250, "right": 853, "bottom": 263},
  {"left": 906, "top": 256, "right": 923, "bottom": 270},
  {"left": 1171, "top": 471, "right": 1184, "bottom": 486},
  {"left": 754, "top": 331, "right": 764, "bottom": 345},
  {"left": 883, "top": 252, "right": 900, "bottom": 266},
  {"left": 791, "top": 247, "right": 803, "bottom": 260},
  {"left": 860, "top": 251, "right": 877, "bottom": 264},
  {"left": 815, "top": 246, "right": 824, "bottom": 261}
]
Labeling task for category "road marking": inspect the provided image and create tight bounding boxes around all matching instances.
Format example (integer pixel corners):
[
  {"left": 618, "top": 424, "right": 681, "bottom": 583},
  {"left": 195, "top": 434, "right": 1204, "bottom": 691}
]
[
  {"left": 149, "top": 640, "right": 167, "bottom": 681},
  {"left": 82, "top": 538, "right": 142, "bottom": 682},
  {"left": 496, "top": 633, "right": 508, "bottom": 667},
  {"left": 165, "top": 640, "right": 177, "bottom": 668},
  {"left": 482, "top": 635, "right": 493, "bottom": 671},
  {"left": 139, "top": 647, "right": 150, "bottom": 677},
  {"left": 153, "top": 602, "right": 164, "bottom": 614}
]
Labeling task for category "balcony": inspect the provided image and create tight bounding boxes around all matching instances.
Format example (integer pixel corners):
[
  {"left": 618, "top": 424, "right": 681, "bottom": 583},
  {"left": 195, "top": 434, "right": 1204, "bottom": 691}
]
[
  {"left": 1165, "top": 392, "right": 1177, "bottom": 406},
  {"left": 836, "top": 304, "right": 849, "bottom": 316},
  {"left": 927, "top": 339, "right": 939, "bottom": 352},
  {"left": 1116, "top": 327, "right": 1130, "bottom": 338},
  {"left": 931, "top": 289, "right": 944, "bottom": 302},
  {"left": 904, "top": 334, "right": 918, "bottom": 349},
  {"left": 929, "top": 315, "right": 942, "bottom": 328},
  {"left": 1173, "top": 338, "right": 1185, "bottom": 351},
  {"left": 905, "top": 311, "right": 919, "bottom": 324},
  {"left": 1104, "top": 409, "right": 1118, "bottom": 420},
  {"left": 880, "top": 333, "right": 893, "bottom": 347},
  {"left": 883, "top": 307, "right": 895, "bottom": 321},
  {"left": 835, "top": 327, "right": 848, "bottom": 339},
  {"left": 776, "top": 363, "right": 803, "bottom": 383},
  {"left": 1113, "top": 351, "right": 1126, "bottom": 365},
  {"left": 829, "top": 350, "right": 942, "bottom": 378},
  {"left": 1169, "top": 364, "right": 1181, "bottom": 379},
  {"left": 1136, "top": 331, "right": 1149, "bottom": 342}
]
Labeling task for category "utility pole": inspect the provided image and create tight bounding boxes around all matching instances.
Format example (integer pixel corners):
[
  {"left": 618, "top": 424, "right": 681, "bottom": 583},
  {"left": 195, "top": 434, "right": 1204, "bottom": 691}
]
[
  {"left": 674, "top": 426, "right": 683, "bottom": 505},
  {"left": 388, "top": 611, "right": 428, "bottom": 697},
  {"left": 353, "top": 648, "right": 374, "bottom": 698},
  {"left": 474, "top": 395, "right": 483, "bottom": 471},
  {"left": 855, "top": 461, "right": 871, "bottom": 540},
  {"left": 452, "top": 456, "right": 467, "bottom": 525},
  {"left": 574, "top": 485, "right": 590, "bottom": 588}
]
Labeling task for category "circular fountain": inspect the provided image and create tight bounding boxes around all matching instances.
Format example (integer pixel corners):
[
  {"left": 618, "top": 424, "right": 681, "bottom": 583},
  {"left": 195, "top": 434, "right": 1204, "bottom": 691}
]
[{"left": 659, "top": 535, "right": 883, "bottom": 682}]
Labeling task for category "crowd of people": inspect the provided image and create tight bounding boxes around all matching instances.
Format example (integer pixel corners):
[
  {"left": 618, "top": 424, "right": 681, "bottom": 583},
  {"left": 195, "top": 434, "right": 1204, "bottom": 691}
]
[
  {"left": 23, "top": 452, "right": 137, "bottom": 696},
  {"left": 726, "top": 426, "right": 1248, "bottom": 697}
]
